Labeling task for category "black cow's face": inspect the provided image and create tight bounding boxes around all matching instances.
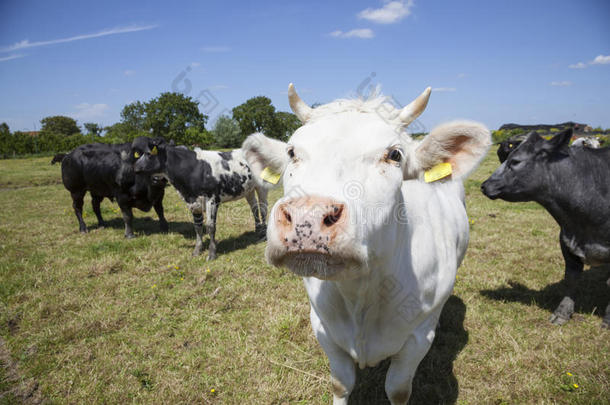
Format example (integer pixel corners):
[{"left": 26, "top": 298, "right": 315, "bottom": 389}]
[
  {"left": 132, "top": 136, "right": 167, "bottom": 186},
  {"left": 482, "top": 129, "right": 572, "bottom": 202}
]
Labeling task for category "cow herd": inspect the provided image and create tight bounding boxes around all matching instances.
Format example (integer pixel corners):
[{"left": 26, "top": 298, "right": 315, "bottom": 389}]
[{"left": 54, "top": 84, "right": 608, "bottom": 404}]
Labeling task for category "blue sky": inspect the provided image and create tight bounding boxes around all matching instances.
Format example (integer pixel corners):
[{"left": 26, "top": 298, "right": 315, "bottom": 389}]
[{"left": 1, "top": 0, "right": 609, "bottom": 133}]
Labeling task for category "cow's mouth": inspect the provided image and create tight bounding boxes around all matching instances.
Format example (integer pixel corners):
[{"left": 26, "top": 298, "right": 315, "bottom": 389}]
[
  {"left": 281, "top": 252, "right": 363, "bottom": 280},
  {"left": 151, "top": 173, "right": 168, "bottom": 186}
]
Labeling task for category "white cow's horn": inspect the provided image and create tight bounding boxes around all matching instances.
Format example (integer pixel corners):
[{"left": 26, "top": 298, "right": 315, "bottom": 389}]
[
  {"left": 288, "top": 83, "right": 313, "bottom": 123},
  {"left": 399, "top": 87, "right": 431, "bottom": 127}
]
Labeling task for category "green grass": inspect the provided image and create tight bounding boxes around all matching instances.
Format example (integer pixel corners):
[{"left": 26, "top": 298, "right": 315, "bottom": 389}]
[{"left": 0, "top": 152, "right": 608, "bottom": 404}]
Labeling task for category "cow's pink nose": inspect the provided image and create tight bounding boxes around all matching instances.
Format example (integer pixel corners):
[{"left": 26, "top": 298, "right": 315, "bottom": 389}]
[{"left": 275, "top": 197, "right": 347, "bottom": 253}]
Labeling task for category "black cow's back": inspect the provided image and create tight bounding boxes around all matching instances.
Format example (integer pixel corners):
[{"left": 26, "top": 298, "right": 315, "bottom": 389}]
[{"left": 62, "top": 143, "right": 132, "bottom": 197}]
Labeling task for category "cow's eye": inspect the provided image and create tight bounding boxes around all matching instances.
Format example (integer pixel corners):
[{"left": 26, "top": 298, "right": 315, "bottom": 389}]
[
  {"left": 387, "top": 149, "right": 402, "bottom": 163},
  {"left": 134, "top": 151, "right": 141, "bottom": 159},
  {"left": 287, "top": 146, "right": 296, "bottom": 160}
]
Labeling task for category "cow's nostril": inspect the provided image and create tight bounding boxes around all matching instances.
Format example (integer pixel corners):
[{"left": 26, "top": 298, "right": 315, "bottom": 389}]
[
  {"left": 323, "top": 205, "right": 343, "bottom": 227},
  {"left": 283, "top": 208, "right": 292, "bottom": 223}
]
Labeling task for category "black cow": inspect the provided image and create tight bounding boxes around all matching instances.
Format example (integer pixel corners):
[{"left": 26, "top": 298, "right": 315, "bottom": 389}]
[
  {"left": 51, "top": 153, "right": 66, "bottom": 164},
  {"left": 61, "top": 137, "right": 169, "bottom": 238},
  {"left": 496, "top": 133, "right": 530, "bottom": 163},
  {"left": 481, "top": 129, "right": 610, "bottom": 327},
  {"left": 134, "top": 141, "right": 272, "bottom": 260}
]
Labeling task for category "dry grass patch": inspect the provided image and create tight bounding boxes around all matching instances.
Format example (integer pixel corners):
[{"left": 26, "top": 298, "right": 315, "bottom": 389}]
[{"left": 0, "top": 152, "right": 608, "bottom": 404}]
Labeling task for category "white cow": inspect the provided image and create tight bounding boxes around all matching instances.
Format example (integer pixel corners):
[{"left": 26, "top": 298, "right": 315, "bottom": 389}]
[{"left": 243, "top": 84, "right": 490, "bottom": 404}]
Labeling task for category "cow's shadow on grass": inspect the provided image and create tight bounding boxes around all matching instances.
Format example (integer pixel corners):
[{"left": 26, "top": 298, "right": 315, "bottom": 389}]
[
  {"left": 348, "top": 295, "right": 468, "bottom": 404},
  {"left": 480, "top": 265, "right": 609, "bottom": 321},
  {"left": 95, "top": 217, "right": 262, "bottom": 255}
]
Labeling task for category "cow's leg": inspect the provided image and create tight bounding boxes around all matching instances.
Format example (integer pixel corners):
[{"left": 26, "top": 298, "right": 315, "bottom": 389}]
[
  {"left": 71, "top": 190, "right": 88, "bottom": 233},
  {"left": 205, "top": 198, "right": 219, "bottom": 261},
  {"left": 385, "top": 317, "right": 437, "bottom": 405},
  {"left": 310, "top": 309, "right": 355, "bottom": 405},
  {"left": 192, "top": 211, "right": 205, "bottom": 256},
  {"left": 153, "top": 193, "right": 169, "bottom": 232},
  {"left": 120, "top": 205, "right": 135, "bottom": 239},
  {"left": 244, "top": 190, "right": 262, "bottom": 233},
  {"left": 255, "top": 187, "right": 268, "bottom": 236},
  {"left": 550, "top": 231, "right": 584, "bottom": 325},
  {"left": 91, "top": 194, "right": 106, "bottom": 228}
]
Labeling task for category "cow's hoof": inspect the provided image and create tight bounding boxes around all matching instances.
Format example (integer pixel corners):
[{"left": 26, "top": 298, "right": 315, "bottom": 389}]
[
  {"left": 601, "top": 320, "right": 610, "bottom": 330},
  {"left": 80, "top": 228, "right": 88, "bottom": 234},
  {"left": 98, "top": 221, "right": 107, "bottom": 229},
  {"left": 206, "top": 253, "right": 217, "bottom": 261},
  {"left": 549, "top": 312, "right": 570, "bottom": 325},
  {"left": 192, "top": 247, "right": 203, "bottom": 257},
  {"left": 125, "top": 233, "right": 136, "bottom": 239},
  {"left": 160, "top": 222, "right": 169, "bottom": 233}
]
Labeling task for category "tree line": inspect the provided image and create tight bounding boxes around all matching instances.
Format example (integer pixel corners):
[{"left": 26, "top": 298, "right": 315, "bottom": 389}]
[{"left": 0, "top": 92, "right": 302, "bottom": 158}]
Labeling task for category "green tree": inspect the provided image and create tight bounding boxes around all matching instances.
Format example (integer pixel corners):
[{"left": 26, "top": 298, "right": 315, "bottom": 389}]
[
  {"left": 120, "top": 101, "right": 147, "bottom": 133},
  {"left": 83, "top": 122, "right": 103, "bottom": 137},
  {"left": 275, "top": 111, "right": 301, "bottom": 141},
  {"left": 232, "top": 96, "right": 281, "bottom": 139},
  {"left": 40, "top": 116, "right": 80, "bottom": 136},
  {"left": 103, "top": 122, "right": 144, "bottom": 144},
  {"left": 213, "top": 116, "right": 243, "bottom": 148},
  {"left": 182, "top": 127, "right": 214, "bottom": 148},
  {"left": 0, "top": 123, "right": 10, "bottom": 157},
  {"left": 119, "top": 93, "right": 208, "bottom": 143}
]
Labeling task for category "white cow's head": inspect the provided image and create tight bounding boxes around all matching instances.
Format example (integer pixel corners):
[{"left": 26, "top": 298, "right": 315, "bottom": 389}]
[{"left": 243, "top": 84, "right": 489, "bottom": 280}]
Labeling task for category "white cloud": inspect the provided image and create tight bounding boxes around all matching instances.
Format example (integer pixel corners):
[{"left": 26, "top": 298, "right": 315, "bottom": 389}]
[
  {"left": 0, "top": 24, "right": 158, "bottom": 53},
  {"left": 432, "top": 87, "right": 456, "bottom": 92},
  {"left": 568, "top": 62, "right": 586, "bottom": 69},
  {"left": 591, "top": 54, "right": 610, "bottom": 65},
  {"left": 568, "top": 54, "right": 610, "bottom": 69},
  {"left": 550, "top": 81, "right": 572, "bottom": 87},
  {"left": 123, "top": 69, "right": 136, "bottom": 76},
  {"left": 72, "top": 103, "right": 109, "bottom": 121},
  {"left": 330, "top": 28, "right": 374, "bottom": 39},
  {"left": 201, "top": 46, "right": 231, "bottom": 53},
  {"left": 190, "top": 62, "right": 201, "bottom": 68},
  {"left": 358, "top": 0, "right": 414, "bottom": 24},
  {"left": 0, "top": 54, "right": 25, "bottom": 62}
]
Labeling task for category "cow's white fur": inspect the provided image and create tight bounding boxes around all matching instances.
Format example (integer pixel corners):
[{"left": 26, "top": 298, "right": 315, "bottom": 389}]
[{"left": 243, "top": 87, "right": 490, "bottom": 404}]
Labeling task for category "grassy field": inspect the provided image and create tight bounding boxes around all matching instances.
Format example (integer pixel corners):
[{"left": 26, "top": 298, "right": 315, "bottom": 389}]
[{"left": 0, "top": 150, "right": 608, "bottom": 404}]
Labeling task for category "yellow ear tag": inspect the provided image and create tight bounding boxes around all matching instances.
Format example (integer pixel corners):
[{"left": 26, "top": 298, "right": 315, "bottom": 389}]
[
  {"left": 260, "top": 166, "right": 281, "bottom": 184},
  {"left": 424, "top": 162, "right": 452, "bottom": 183},
  {"left": 509, "top": 143, "right": 513, "bottom": 148},
  {"left": 134, "top": 151, "right": 141, "bottom": 158},
  {"left": 151, "top": 146, "right": 158, "bottom": 155}
]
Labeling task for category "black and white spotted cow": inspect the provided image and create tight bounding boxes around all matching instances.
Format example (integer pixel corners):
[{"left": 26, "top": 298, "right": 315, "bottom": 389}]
[{"left": 134, "top": 141, "right": 273, "bottom": 260}]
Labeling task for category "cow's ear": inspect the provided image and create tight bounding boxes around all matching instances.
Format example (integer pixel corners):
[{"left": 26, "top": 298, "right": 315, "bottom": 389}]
[
  {"left": 542, "top": 128, "right": 572, "bottom": 152},
  {"left": 242, "top": 133, "right": 289, "bottom": 182},
  {"left": 410, "top": 121, "right": 491, "bottom": 181}
]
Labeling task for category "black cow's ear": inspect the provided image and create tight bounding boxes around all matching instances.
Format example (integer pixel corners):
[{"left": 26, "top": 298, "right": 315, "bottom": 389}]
[
  {"left": 168, "top": 139, "right": 175, "bottom": 146},
  {"left": 543, "top": 128, "right": 572, "bottom": 151}
]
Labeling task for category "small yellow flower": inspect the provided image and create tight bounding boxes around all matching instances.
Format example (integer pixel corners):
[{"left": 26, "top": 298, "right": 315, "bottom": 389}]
[
  {"left": 566, "top": 372, "right": 573, "bottom": 376},
  {"left": 210, "top": 388, "right": 215, "bottom": 393},
  {"left": 180, "top": 277, "right": 184, "bottom": 281},
  {"left": 206, "top": 268, "right": 211, "bottom": 273},
  {"left": 573, "top": 384, "right": 579, "bottom": 389},
  {"left": 152, "top": 284, "right": 156, "bottom": 289},
  {"left": 174, "top": 265, "right": 179, "bottom": 270}
]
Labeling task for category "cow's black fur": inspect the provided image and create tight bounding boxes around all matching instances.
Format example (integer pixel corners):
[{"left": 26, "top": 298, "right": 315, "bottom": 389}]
[
  {"left": 482, "top": 129, "right": 610, "bottom": 327},
  {"left": 496, "top": 133, "right": 529, "bottom": 163},
  {"left": 134, "top": 142, "right": 268, "bottom": 260},
  {"left": 51, "top": 153, "right": 66, "bottom": 165},
  {"left": 61, "top": 137, "right": 168, "bottom": 238}
]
